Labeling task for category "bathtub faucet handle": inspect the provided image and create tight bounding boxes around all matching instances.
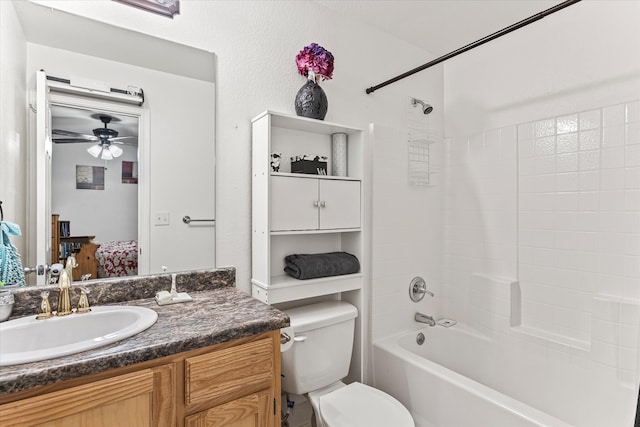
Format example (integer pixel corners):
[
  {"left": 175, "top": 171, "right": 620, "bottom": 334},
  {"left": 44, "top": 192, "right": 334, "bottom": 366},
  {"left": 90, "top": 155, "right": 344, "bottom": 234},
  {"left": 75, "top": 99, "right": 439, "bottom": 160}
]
[
  {"left": 409, "top": 277, "right": 434, "bottom": 302},
  {"left": 419, "top": 283, "right": 435, "bottom": 297}
]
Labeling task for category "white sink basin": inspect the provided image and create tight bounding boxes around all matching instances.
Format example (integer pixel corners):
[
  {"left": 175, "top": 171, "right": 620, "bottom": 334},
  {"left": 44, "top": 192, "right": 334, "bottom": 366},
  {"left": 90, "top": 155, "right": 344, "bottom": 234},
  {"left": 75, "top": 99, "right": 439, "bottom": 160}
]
[{"left": 0, "top": 306, "right": 158, "bottom": 366}]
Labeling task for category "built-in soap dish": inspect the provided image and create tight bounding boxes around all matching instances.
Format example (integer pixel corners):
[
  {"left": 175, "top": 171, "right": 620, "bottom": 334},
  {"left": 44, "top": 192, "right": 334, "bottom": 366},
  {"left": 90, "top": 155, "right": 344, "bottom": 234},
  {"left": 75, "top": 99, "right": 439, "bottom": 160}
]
[
  {"left": 155, "top": 273, "right": 193, "bottom": 306},
  {"left": 155, "top": 292, "right": 192, "bottom": 306},
  {"left": 437, "top": 318, "right": 456, "bottom": 328}
]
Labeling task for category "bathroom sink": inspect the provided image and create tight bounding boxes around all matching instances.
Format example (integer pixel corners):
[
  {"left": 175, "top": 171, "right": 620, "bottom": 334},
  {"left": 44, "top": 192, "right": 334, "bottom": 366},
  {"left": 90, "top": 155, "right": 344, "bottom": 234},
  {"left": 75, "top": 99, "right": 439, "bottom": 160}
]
[{"left": 0, "top": 306, "right": 158, "bottom": 366}]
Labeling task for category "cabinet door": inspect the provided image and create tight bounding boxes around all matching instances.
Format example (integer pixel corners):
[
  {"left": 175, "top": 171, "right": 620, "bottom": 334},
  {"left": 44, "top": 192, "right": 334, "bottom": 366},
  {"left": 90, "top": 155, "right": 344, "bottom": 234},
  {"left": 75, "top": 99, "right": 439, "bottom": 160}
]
[
  {"left": 319, "top": 180, "right": 361, "bottom": 230},
  {"left": 185, "top": 389, "right": 272, "bottom": 427},
  {"left": 185, "top": 338, "right": 274, "bottom": 410},
  {"left": 270, "top": 176, "right": 318, "bottom": 231},
  {"left": 0, "top": 369, "right": 157, "bottom": 427}
]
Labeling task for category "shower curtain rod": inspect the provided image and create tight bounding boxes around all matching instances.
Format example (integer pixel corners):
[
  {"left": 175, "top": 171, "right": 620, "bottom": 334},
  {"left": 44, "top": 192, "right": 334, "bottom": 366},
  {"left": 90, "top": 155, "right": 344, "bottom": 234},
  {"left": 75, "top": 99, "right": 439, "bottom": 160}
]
[{"left": 365, "top": 0, "right": 582, "bottom": 94}]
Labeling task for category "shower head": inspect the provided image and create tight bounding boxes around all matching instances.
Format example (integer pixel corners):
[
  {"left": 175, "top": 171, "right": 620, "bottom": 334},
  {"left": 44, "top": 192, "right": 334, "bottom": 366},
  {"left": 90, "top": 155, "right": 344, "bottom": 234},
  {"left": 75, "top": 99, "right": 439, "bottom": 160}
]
[{"left": 411, "top": 98, "right": 433, "bottom": 115}]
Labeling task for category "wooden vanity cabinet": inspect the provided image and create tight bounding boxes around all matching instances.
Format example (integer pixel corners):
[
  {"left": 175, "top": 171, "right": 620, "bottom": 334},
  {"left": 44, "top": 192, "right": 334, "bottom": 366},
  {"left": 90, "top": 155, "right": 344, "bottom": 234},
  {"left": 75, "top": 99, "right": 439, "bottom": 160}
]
[
  {"left": 0, "top": 365, "right": 174, "bottom": 427},
  {"left": 184, "top": 390, "right": 272, "bottom": 427},
  {"left": 0, "top": 330, "right": 280, "bottom": 427},
  {"left": 184, "top": 337, "right": 276, "bottom": 427}
]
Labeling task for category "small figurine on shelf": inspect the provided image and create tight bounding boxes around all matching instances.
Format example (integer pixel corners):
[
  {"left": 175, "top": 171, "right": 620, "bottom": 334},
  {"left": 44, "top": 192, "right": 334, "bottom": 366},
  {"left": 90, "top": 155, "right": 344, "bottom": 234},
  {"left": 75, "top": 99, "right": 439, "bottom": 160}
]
[{"left": 270, "top": 152, "right": 281, "bottom": 172}]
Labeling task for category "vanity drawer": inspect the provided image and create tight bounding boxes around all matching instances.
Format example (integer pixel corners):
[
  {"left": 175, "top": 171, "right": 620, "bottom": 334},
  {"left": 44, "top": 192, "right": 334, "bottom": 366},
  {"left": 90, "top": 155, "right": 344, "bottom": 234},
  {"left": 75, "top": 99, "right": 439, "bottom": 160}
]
[{"left": 184, "top": 337, "right": 274, "bottom": 408}]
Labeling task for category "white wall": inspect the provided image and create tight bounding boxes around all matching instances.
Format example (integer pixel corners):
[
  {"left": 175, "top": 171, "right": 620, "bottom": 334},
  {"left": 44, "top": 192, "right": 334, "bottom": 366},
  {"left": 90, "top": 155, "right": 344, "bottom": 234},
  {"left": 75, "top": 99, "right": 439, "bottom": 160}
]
[
  {"left": 0, "top": 3, "right": 27, "bottom": 258},
  {"left": 36, "top": 1, "right": 444, "bottom": 302},
  {"left": 51, "top": 142, "right": 138, "bottom": 242},
  {"left": 445, "top": 1, "right": 640, "bottom": 137},
  {"left": 443, "top": 0, "right": 640, "bottom": 387}
]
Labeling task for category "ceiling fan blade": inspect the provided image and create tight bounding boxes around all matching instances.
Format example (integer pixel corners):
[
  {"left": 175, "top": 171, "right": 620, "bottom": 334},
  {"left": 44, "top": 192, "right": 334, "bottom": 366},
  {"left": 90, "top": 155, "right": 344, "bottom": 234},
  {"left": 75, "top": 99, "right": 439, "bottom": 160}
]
[
  {"left": 53, "top": 138, "right": 96, "bottom": 144},
  {"left": 52, "top": 129, "right": 97, "bottom": 139},
  {"left": 109, "top": 136, "right": 136, "bottom": 142},
  {"left": 110, "top": 141, "right": 138, "bottom": 146}
]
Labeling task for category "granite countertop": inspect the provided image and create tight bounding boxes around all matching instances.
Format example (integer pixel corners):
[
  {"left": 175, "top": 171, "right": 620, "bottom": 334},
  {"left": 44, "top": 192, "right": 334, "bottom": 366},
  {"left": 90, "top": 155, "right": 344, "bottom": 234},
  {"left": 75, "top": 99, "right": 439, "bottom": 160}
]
[{"left": 0, "top": 268, "right": 289, "bottom": 396}]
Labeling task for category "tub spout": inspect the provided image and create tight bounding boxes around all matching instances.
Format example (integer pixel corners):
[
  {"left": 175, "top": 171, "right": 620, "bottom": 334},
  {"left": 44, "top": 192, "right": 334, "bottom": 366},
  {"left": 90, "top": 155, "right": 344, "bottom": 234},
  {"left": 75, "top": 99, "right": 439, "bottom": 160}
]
[{"left": 415, "top": 312, "right": 436, "bottom": 326}]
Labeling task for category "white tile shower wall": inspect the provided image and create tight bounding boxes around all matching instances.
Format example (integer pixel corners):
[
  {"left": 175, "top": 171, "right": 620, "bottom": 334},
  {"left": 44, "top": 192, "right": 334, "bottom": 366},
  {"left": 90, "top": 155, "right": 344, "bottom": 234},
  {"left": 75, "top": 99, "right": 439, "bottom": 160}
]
[
  {"left": 443, "top": 104, "right": 640, "bottom": 385},
  {"left": 517, "top": 100, "right": 640, "bottom": 344},
  {"left": 371, "top": 124, "right": 444, "bottom": 342},
  {"left": 442, "top": 127, "right": 518, "bottom": 324}
]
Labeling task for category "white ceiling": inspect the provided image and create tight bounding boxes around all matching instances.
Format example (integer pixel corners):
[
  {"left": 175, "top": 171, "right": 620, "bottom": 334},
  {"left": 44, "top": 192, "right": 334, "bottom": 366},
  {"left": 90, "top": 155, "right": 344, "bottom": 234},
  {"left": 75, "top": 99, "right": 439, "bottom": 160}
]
[{"left": 314, "top": 0, "right": 565, "bottom": 57}]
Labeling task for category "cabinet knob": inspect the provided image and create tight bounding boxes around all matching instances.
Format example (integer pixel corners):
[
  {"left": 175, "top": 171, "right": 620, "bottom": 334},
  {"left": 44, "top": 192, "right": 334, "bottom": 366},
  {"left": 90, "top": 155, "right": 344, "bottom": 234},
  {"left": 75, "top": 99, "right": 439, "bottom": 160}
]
[
  {"left": 320, "top": 201, "right": 326, "bottom": 208},
  {"left": 313, "top": 201, "right": 319, "bottom": 208}
]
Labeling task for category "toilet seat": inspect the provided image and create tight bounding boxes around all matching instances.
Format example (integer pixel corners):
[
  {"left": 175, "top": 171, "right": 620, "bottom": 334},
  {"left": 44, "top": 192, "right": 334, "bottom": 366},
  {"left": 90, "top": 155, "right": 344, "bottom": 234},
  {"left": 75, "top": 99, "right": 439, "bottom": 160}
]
[{"left": 317, "top": 382, "right": 414, "bottom": 427}]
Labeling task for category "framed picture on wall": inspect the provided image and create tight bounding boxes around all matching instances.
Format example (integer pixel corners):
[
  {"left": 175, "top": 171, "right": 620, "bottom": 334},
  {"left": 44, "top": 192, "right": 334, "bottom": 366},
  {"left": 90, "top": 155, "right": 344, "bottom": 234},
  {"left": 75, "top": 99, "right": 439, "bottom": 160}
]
[
  {"left": 76, "top": 165, "right": 105, "bottom": 190},
  {"left": 122, "top": 161, "right": 138, "bottom": 184}
]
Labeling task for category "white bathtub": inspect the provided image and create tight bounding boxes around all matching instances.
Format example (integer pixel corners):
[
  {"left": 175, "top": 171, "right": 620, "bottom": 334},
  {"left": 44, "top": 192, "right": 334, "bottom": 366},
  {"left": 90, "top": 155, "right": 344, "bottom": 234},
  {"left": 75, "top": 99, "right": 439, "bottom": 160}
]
[{"left": 373, "top": 324, "right": 636, "bottom": 427}]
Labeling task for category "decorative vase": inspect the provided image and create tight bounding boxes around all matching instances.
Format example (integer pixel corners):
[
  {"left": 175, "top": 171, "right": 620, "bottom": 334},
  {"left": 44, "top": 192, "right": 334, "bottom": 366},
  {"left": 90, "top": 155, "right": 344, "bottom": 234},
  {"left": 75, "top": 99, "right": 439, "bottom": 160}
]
[{"left": 295, "top": 70, "right": 328, "bottom": 120}]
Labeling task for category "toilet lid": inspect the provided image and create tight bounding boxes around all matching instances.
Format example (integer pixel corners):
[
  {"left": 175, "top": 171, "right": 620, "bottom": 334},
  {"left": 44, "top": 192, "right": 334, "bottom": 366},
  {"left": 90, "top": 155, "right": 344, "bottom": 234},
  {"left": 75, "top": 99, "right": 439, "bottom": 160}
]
[{"left": 319, "top": 382, "right": 414, "bottom": 427}]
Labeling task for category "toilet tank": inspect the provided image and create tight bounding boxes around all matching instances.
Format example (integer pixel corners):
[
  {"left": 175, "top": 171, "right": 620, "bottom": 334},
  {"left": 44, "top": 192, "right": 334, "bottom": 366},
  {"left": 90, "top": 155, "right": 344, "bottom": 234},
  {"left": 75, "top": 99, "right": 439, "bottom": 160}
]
[{"left": 281, "top": 301, "right": 358, "bottom": 395}]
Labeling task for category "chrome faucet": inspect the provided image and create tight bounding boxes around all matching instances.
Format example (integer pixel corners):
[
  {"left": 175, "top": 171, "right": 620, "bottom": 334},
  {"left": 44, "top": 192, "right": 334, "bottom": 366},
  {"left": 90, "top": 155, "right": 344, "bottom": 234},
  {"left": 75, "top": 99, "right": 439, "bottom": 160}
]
[{"left": 415, "top": 312, "right": 436, "bottom": 327}]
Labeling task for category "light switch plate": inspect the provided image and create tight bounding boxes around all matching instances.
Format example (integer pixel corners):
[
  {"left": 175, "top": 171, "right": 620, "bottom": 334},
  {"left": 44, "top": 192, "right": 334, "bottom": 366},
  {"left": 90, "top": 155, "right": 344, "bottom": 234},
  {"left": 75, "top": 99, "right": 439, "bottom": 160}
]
[{"left": 153, "top": 211, "right": 170, "bottom": 226}]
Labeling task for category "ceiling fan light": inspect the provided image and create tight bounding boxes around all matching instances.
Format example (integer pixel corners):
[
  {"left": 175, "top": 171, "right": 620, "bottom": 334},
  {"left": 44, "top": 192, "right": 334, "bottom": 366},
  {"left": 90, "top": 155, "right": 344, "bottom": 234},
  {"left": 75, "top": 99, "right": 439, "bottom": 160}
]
[
  {"left": 100, "top": 147, "right": 114, "bottom": 160},
  {"left": 110, "top": 144, "right": 124, "bottom": 158},
  {"left": 87, "top": 144, "right": 103, "bottom": 157}
]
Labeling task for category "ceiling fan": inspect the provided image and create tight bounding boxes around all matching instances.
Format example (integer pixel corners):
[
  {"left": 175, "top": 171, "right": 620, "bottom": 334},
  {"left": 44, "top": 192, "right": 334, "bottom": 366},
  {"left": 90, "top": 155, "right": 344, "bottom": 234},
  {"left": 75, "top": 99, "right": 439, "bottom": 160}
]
[{"left": 52, "top": 114, "right": 136, "bottom": 160}]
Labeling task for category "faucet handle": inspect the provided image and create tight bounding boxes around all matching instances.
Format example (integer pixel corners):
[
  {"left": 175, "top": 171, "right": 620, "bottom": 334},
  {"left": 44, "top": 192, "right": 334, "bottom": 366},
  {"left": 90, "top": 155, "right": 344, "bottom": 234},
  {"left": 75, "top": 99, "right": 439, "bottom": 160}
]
[
  {"left": 409, "top": 277, "right": 434, "bottom": 302},
  {"left": 36, "top": 291, "right": 53, "bottom": 320},
  {"left": 76, "top": 287, "right": 92, "bottom": 314}
]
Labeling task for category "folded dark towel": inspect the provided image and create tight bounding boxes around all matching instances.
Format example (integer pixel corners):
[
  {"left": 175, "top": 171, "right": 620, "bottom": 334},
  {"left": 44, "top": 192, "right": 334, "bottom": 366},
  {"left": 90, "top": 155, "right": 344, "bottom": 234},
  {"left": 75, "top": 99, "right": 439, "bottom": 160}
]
[{"left": 284, "top": 252, "right": 360, "bottom": 280}]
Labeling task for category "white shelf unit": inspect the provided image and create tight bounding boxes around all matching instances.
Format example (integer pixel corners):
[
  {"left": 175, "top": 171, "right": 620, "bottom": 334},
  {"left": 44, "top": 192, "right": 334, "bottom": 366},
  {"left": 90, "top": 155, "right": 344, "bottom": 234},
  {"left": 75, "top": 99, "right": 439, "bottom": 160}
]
[
  {"left": 252, "top": 110, "right": 364, "bottom": 302},
  {"left": 251, "top": 110, "right": 366, "bottom": 382}
]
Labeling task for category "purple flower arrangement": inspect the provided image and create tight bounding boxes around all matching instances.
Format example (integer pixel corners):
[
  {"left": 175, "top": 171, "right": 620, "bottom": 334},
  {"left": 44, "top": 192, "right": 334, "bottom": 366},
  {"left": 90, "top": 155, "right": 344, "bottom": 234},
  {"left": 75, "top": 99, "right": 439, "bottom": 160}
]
[{"left": 295, "top": 43, "right": 334, "bottom": 81}]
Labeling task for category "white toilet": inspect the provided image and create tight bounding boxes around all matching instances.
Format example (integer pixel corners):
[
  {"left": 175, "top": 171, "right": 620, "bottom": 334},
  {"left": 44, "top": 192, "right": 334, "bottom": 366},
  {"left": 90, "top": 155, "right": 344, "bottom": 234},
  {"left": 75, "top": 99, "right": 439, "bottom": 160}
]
[{"left": 281, "top": 301, "right": 414, "bottom": 427}]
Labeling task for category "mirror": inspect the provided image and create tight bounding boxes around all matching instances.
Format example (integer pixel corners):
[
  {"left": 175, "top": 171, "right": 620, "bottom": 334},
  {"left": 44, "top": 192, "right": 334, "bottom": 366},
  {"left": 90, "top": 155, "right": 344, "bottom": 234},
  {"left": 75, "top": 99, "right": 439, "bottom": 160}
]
[
  {"left": 51, "top": 104, "right": 140, "bottom": 280},
  {"left": 5, "top": 1, "right": 217, "bottom": 285}
]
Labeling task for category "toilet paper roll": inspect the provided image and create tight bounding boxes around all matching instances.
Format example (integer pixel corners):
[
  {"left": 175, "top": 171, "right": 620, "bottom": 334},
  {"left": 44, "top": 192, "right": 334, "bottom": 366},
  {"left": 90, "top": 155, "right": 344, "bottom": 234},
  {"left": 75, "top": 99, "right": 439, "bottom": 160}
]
[{"left": 280, "top": 327, "right": 295, "bottom": 352}]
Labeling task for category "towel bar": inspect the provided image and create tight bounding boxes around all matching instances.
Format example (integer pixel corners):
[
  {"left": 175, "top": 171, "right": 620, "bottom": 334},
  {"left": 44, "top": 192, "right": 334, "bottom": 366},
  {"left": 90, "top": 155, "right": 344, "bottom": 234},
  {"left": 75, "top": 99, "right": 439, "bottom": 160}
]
[{"left": 182, "top": 216, "right": 216, "bottom": 224}]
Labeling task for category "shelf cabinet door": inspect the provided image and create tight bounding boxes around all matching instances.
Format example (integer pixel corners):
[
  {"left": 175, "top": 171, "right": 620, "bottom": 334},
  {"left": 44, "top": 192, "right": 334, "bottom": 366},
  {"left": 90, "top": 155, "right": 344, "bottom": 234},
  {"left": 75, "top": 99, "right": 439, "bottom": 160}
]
[
  {"left": 319, "top": 179, "right": 361, "bottom": 230},
  {"left": 270, "top": 176, "right": 361, "bottom": 232},
  {"left": 270, "top": 176, "right": 318, "bottom": 231}
]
